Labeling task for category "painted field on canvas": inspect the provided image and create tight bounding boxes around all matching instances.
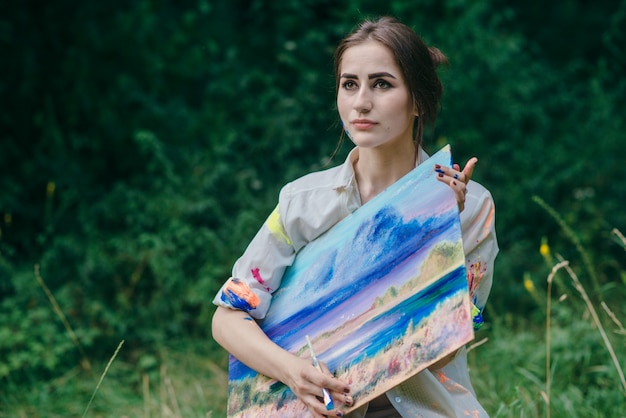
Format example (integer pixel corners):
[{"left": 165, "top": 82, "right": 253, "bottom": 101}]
[{"left": 227, "top": 145, "right": 474, "bottom": 417}]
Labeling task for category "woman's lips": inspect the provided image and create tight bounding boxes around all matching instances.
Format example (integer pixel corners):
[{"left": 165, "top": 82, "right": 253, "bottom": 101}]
[{"left": 351, "top": 119, "right": 377, "bottom": 130}]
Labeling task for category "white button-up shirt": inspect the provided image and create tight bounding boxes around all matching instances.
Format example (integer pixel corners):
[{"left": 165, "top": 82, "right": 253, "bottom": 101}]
[{"left": 214, "top": 146, "right": 498, "bottom": 417}]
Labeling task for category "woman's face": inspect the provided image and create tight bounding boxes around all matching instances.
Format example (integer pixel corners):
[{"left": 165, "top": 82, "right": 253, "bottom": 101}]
[{"left": 337, "top": 40, "right": 416, "bottom": 151}]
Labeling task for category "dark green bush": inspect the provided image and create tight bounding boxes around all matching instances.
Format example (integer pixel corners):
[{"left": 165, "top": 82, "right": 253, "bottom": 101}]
[{"left": 0, "top": 0, "right": 624, "bottom": 389}]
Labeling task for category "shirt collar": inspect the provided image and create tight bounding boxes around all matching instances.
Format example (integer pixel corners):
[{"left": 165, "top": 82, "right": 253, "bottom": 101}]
[
  {"left": 332, "top": 146, "right": 429, "bottom": 192},
  {"left": 331, "top": 147, "right": 360, "bottom": 192}
]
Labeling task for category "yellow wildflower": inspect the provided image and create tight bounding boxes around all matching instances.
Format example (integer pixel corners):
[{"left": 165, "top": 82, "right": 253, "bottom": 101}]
[
  {"left": 46, "top": 181, "right": 56, "bottom": 197},
  {"left": 523, "top": 273, "right": 535, "bottom": 294},
  {"left": 539, "top": 237, "right": 554, "bottom": 266}
]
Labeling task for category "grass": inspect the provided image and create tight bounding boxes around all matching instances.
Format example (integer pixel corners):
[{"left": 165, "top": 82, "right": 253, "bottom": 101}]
[
  {"left": 470, "top": 315, "right": 626, "bottom": 418},
  {"left": 0, "top": 339, "right": 229, "bottom": 417},
  {"left": 5, "top": 264, "right": 623, "bottom": 417},
  {"left": 1, "top": 202, "right": 624, "bottom": 417},
  {"left": 3, "top": 312, "right": 622, "bottom": 417},
  {"left": 82, "top": 340, "right": 124, "bottom": 418},
  {"left": 0, "top": 265, "right": 230, "bottom": 417},
  {"left": 468, "top": 207, "right": 626, "bottom": 417}
]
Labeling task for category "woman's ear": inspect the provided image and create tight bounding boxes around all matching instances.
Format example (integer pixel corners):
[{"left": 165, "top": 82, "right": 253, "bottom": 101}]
[{"left": 413, "top": 101, "right": 420, "bottom": 117}]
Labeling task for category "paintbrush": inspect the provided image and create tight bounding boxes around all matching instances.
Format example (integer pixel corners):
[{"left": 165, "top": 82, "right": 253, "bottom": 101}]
[{"left": 305, "top": 335, "right": 335, "bottom": 411}]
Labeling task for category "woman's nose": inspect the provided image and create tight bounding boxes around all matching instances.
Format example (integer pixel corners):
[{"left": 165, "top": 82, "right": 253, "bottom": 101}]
[{"left": 353, "top": 87, "right": 372, "bottom": 113}]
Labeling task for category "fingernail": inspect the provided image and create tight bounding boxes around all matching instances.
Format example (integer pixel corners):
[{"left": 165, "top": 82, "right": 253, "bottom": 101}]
[
  {"left": 435, "top": 168, "right": 445, "bottom": 174},
  {"left": 438, "top": 173, "right": 444, "bottom": 178},
  {"left": 452, "top": 180, "right": 457, "bottom": 185},
  {"left": 337, "top": 412, "right": 344, "bottom": 417},
  {"left": 344, "top": 394, "right": 353, "bottom": 406}
]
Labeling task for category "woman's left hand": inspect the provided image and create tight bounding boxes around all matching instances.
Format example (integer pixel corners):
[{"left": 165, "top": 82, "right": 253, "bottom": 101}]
[{"left": 434, "top": 157, "right": 478, "bottom": 213}]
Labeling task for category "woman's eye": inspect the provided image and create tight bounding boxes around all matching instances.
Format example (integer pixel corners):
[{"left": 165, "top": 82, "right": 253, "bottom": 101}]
[
  {"left": 374, "top": 80, "right": 391, "bottom": 89},
  {"left": 342, "top": 81, "right": 357, "bottom": 90}
]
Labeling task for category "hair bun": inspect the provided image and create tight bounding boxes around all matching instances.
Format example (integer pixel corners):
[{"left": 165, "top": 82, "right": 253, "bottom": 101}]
[{"left": 429, "top": 47, "right": 449, "bottom": 67}]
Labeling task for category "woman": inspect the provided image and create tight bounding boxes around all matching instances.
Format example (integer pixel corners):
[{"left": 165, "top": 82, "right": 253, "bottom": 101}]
[{"left": 212, "top": 16, "right": 498, "bottom": 418}]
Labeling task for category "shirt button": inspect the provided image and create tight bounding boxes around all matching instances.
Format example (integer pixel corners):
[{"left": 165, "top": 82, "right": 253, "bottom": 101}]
[{"left": 395, "top": 397, "right": 402, "bottom": 403}]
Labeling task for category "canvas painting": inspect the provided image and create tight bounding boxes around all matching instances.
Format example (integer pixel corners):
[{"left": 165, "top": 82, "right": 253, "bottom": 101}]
[{"left": 226, "top": 145, "right": 474, "bottom": 417}]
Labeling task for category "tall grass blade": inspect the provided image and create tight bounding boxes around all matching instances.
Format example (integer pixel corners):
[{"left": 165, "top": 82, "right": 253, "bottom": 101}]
[
  {"left": 545, "top": 260, "right": 569, "bottom": 418},
  {"left": 143, "top": 372, "right": 151, "bottom": 418},
  {"left": 556, "top": 254, "right": 626, "bottom": 394},
  {"left": 166, "top": 375, "right": 183, "bottom": 418},
  {"left": 613, "top": 228, "right": 626, "bottom": 249},
  {"left": 34, "top": 264, "right": 91, "bottom": 371},
  {"left": 82, "top": 340, "right": 125, "bottom": 418},
  {"left": 532, "top": 196, "right": 601, "bottom": 297},
  {"left": 601, "top": 301, "right": 626, "bottom": 336}
]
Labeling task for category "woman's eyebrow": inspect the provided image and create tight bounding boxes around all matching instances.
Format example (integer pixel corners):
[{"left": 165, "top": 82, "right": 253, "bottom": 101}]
[
  {"left": 368, "top": 72, "right": 396, "bottom": 79},
  {"left": 339, "top": 72, "right": 397, "bottom": 79}
]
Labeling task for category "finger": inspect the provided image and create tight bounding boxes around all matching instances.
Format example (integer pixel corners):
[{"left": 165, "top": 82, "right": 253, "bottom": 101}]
[
  {"left": 435, "top": 164, "right": 466, "bottom": 183},
  {"left": 450, "top": 179, "right": 466, "bottom": 212},
  {"left": 449, "top": 178, "right": 467, "bottom": 193},
  {"left": 320, "top": 362, "right": 332, "bottom": 375},
  {"left": 435, "top": 172, "right": 451, "bottom": 184},
  {"left": 317, "top": 363, "right": 351, "bottom": 396},
  {"left": 302, "top": 391, "right": 334, "bottom": 416},
  {"left": 305, "top": 394, "right": 345, "bottom": 418},
  {"left": 324, "top": 379, "right": 353, "bottom": 407},
  {"left": 461, "top": 157, "right": 478, "bottom": 184},
  {"left": 436, "top": 171, "right": 462, "bottom": 185},
  {"left": 301, "top": 364, "right": 350, "bottom": 415},
  {"left": 305, "top": 401, "right": 326, "bottom": 418},
  {"left": 331, "top": 390, "right": 354, "bottom": 408}
]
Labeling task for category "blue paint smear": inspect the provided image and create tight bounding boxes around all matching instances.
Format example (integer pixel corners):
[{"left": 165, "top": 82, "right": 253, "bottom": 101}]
[
  {"left": 229, "top": 266, "right": 466, "bottom": 381},
  {"left": 262, "top": 207, "right": 456, "bottom": 343},
  {"left": 220, "top": 288, "right": 256, "bottom": 312}
]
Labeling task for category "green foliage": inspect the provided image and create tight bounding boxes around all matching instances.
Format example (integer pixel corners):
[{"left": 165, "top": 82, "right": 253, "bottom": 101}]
[
  {"left": 0, "top": 282, "right": 77, "bottom": 380},
  {"left": 471, "top": 219, "right": 626, "bottom": 417},
  {"left": 0, "top": 0, "right": 625, "bottom": 415},
  {"left": 472, "top": 301, "right": 626, "bottom": 417}
]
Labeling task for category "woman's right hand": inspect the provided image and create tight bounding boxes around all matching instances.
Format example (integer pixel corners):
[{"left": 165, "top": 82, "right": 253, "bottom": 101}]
[
  {"left": 212, "top": 307, "right": 352, "bottom": 416},
  {"left": 281, "top": 355, "right": 353, "bottom": 417}
]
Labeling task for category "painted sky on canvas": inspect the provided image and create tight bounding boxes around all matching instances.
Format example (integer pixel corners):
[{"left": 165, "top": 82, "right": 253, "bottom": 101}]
[{"left": 229, "top": 146, "right": 463, "bottom": 381}]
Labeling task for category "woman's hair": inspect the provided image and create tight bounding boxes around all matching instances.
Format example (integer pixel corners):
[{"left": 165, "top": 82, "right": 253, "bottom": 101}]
[{"left": 334, "top": 16, "right": 448, "bottom": 147}]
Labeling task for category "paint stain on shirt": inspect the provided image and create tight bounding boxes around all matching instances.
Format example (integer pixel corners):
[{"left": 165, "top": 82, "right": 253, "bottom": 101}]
[
  {"left": 251, "top": 267, "right": 272, "bottom": 292},
  {"left": 220, "top": 277, "right": 260, "bottom": 312},
  {"left": 266, "top": 205, "right": 292, "bottom": 246}
]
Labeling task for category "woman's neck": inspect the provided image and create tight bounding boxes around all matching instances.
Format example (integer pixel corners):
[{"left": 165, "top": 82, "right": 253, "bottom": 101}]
[{"left": 354, "top": 141, "right": 417, "bottom": 204}]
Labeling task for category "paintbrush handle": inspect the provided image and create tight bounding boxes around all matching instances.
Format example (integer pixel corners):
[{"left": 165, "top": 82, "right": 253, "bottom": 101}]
[{"left": 306, "top": 335, "right": 335, "bottom": 410}]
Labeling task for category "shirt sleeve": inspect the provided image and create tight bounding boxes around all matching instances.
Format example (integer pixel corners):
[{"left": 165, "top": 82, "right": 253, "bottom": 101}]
[
  {"left": 212, "top": 169, "right": 353, "bottom": 319},
  {"left": 459, "top": 181, "right": 498, "bottom": 328},
  {"left": 211, "top": 198, "right": 296, "bottom": 319}
]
